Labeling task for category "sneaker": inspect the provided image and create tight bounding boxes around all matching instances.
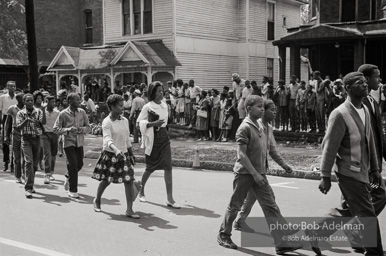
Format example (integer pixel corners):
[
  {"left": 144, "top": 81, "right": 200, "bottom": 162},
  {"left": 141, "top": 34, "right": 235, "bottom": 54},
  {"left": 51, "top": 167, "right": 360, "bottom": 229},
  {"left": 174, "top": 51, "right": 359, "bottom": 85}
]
[
  {"left": 276, "top": 243, "right": 303, "bottom": 255},
  {"left": 31, "top": 189, "right": 36, "bottom": 193},
  {"left": 64, "top": 178, "right": 69, "bottom": 191},
  {"left": 188, "top": 124, "right": 193, "bottom": 129},
  {"left": 139, "top": 195, "right": 147, "bottom": 202},
  {"left": 217, "top": 234, "right": 237, "bottom": 249},
  {"left": 68, "top": 192, "right": 80, "bottom": 198},
  {"left": 25, "top": 191, "right": 32, "bottom": 198},
  {"left": 50, "top": 175, "right": 55, "bottom": 181},
  {"left": 16, "top": 177, "right": 23, "bottom": 184},
  {"left": 44, "top": 175, "right": 50, "bottom": 184}
]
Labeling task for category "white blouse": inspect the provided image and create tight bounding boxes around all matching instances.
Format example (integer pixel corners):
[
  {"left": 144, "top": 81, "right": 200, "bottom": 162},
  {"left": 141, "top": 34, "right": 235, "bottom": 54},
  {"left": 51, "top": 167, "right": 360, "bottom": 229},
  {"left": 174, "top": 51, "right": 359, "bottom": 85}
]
[
  {"left": 102, "top": 115, "right": 132, "bottom": 153},
  {"left": 136, "top": 101, "right": 168, "bottom": 127}
]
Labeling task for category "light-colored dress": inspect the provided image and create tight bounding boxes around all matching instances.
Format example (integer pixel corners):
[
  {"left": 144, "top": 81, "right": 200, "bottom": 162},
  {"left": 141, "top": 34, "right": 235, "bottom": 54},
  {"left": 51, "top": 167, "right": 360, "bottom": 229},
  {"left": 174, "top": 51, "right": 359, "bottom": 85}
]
[
  {"left": 175, "top": 87, "right": 185, "bottom": 113},
  {"left": 218, "top": 99, "right": 227, "bottom": 129},
  {"left": 196, "top": 98, "right": 209, "bottom": 131},
  {"left": 210, "top": 96, "right": 221, "bottom": 128}
]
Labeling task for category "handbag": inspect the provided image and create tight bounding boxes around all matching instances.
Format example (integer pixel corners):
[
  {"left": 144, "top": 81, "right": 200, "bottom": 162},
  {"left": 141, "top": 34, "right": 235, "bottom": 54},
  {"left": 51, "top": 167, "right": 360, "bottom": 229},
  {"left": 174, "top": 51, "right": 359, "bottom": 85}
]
[
  {"left": 131, "top": 179, "right": 141, "bottom": 202},
  {"left": 148, "top": 110, "right": 159, "bottom": 122},
  {"left": 197, "top": 109, "right": 208, "bottom": 118}
]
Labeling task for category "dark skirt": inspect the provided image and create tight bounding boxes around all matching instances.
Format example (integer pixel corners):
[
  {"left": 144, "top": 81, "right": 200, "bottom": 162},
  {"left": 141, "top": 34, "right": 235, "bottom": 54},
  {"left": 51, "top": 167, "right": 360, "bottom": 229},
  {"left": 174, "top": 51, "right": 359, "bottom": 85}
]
[
  {"left": 92, "top": 151, "right": 134, "bottom": 183},
  {"left": 146, "top": 128, "right": 172, "bottom": 172}
]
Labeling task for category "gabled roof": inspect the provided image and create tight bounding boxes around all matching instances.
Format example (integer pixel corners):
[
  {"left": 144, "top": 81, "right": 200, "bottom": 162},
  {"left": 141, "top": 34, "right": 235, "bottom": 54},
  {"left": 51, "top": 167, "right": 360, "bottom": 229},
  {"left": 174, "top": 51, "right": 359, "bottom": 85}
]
[
  {"left": 48, "top": 40, "right": 181, "bottom": 71},
  {"left": 274, "top": 19, "right": 386, "bottom": 46}
]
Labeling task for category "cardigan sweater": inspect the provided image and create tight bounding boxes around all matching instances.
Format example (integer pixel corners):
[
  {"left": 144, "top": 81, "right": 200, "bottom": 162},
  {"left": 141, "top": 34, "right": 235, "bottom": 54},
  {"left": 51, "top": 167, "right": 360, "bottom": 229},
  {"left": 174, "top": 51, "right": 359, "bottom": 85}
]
[{"left": 320, "top": 100, "right": 379, "bottom": 184}]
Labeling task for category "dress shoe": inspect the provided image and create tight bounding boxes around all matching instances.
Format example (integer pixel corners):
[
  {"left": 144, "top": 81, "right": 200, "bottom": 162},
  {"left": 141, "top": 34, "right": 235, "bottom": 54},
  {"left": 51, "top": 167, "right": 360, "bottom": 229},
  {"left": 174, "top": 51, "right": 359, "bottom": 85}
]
[
  {"left": 305, "top": 230, "right": 322, "bottom": 255},
  {"left": 93, "top": 198, "right": 101, "bottom": 212},
  {"left": 233, "top": 221, "right": 255, "bottom": 233},
  {"left": 125, "top": 212, "right": 140, "bottom": 219},
  {"left": 15, "top": 178, "right": 23, "bottom": 184},
  {"left": 217, "top": 234, "right": 237, "bottom": 249},
  {"left": 276, "top": 243, "right": 302, "bottom": 255},
  {"left": 3, "top": 163, "right": 8, "bottom": 172},
  {"left": 25, "top": 191, "right": 32, "bottom": 199},
  {"left": 166, "top": 201, "right": 181, "bottom": 209}
]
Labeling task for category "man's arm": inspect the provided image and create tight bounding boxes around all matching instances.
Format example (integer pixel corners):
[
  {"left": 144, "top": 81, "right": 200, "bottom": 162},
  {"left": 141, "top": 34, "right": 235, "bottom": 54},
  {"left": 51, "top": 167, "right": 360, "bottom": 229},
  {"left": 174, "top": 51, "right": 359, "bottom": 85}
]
[
  {"left": 3, "top": 115, "right": 12, "bottom": 144},
  {"left": 53, "top": 113, "right": 72, "bottom": 135},
  {"left": 16, "top": 111, "right": 29, "bottom": 130},
  {"left": 238, "top": 144, "right": 266, "bottom": 186},
  {"left": 130, "top": 99, "right": 137, "bottom": 118},
  {"left": 79, "top": 111, "right": 90, "bottom": 134}
]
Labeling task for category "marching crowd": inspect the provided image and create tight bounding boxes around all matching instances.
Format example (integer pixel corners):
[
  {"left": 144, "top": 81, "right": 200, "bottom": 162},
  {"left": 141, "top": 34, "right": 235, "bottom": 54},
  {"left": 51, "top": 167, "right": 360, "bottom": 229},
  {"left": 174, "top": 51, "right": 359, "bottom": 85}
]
[{"left": 0, "top": 63, "right": 385, "bottom": 256}]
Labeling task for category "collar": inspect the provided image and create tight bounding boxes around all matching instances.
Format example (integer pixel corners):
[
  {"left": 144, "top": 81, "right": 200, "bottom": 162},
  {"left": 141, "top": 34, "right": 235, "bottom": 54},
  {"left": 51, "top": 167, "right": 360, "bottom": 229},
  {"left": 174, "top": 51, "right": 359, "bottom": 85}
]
[
  {"left": 64, "top": 107, "right": 79, "bottom": 114},
  {"left": 244, "top": 117, "right": 263, "bottom": 132},
  {"left": 149, "top": 101, "right": 167, "bottom": 109},
  {"left": 109, "top": 114, "right": 122, "bottom": 121}
]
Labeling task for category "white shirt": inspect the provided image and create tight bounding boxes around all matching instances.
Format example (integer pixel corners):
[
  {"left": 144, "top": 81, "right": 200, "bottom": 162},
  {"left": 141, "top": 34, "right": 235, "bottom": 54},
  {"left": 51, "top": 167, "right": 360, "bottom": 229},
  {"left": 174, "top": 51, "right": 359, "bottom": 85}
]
[
  {"left": 83, "top": 98, "right": 96, "bottom": 113},
  {"left": 369, "top": 86, "right": 385, "bottom": 104},
  {"left": 43, "top": 109, "right": 60, "bottom": 133},
  {"left": 0, "top": 93, "right": 17, "bottom": 116},
  {"left": 136, "top": 101, "right": 168, "bottom": 128},
  {"left": 232, "top": 79, "right": 246, "bottom": 100},
  {"left": 351, "top": 103, "right": 366, "bottom": 126},
  {"left": 102, "top": 115, "right": 132, "bottom": 153}
]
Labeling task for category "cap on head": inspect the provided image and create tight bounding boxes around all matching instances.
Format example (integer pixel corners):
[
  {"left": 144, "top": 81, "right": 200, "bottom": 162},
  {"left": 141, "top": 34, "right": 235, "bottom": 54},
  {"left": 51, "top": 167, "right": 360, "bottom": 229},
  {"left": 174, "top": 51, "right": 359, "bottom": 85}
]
[
  {"left": 334, "top": 79, "right": 343, "bottom": 84},
  {"left": 232, "top": 73, "right": 240, "bottom": 81},
  {"left": 343, "top": 72, "right": 364, "bottom": 88},
  {"left": 134, "top": 89, "right": 142, "bottom": 95}
]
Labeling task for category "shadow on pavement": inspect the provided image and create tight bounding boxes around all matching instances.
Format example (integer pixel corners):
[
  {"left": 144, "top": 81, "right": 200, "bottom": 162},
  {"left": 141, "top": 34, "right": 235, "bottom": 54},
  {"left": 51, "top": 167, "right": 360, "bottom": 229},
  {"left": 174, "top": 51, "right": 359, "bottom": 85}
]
[
  {"left": 77, "top": 193, "right": 121, "bottom": 206},
  {"left": 238, "top": 247, "right": 310, "bottom": 256},
  {"left": 146, "top": 202, "right": 221, "bottom": 218},
  {"left": 32, "top": 192, "right": 72, "bottom": 206},
  {"left": 102, "top": 211, "right": 178, "bottom": 231}
]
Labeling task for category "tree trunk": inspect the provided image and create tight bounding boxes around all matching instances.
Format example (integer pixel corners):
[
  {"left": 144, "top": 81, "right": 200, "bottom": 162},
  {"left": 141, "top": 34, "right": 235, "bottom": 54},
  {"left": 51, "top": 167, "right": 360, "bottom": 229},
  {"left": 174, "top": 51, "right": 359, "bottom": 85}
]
[{"left": 25, "top": 0, "right": 39, "bottom": 92}]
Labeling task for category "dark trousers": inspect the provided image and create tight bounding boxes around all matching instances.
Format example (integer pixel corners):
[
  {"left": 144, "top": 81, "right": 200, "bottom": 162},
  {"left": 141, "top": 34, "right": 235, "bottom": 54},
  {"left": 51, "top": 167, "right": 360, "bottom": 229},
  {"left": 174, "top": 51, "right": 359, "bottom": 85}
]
[
  {"left": 12, "top": 132, "right": 24, "bottom": 179},
  {"left": 288, "top": 99, "right": 298, "bottom": 131},
  {"left": 64, "top": 146, "right": 84, "bottom": 193},
  {"left": 190, "top": 98, "right": 197, "bottom": 126},
  {"left": 315, "top": 100, "right": 325, "bottom": 132},
  {"left": 307, "top": 109, "right": 316, "bottom": 131},
  {"left": 22, "top": 136, "right": 40, "bottom": 191},
  {"left": 299, "top": 105, "right": 307, "bottom": 131},
  {"left": 219, "top": 174, "right": 289, "bottom": 248},
  {"left": 2, "top": 115, "right": 10, "bottom": 164},
  {"left": 41, "top": 133, "right": 59, "bottom": 174},
  {"left": 279, "top": 106, "right": 288, "bottom": 129},
  {"left": 316, "top": 173, "right": 383, "bottom": 255}
]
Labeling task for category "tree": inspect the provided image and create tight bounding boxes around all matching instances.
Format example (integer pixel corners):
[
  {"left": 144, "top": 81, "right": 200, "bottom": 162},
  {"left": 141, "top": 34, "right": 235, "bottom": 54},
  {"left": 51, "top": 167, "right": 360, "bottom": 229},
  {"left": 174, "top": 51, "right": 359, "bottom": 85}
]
[
  {"left": 25, "top": 0, "right": 39, "bottom": 92},
  {"left": 0, "top": 0, "right": 28, "bottom": 63}
]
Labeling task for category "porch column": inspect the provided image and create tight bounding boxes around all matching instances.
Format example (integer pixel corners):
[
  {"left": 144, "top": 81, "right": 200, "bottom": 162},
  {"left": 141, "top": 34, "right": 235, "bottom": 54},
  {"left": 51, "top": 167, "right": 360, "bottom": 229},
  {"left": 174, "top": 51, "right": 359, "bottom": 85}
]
[
  {"left": 245, "top": 0, "right": 250, "bottom": 78},
  {"left": 110, "top": 67, "right": 114, "bottom": 92},
  {"left": 146, "top": 66, "right": 152, "bottom": 84},
  {"left": 353, "top": 40, "right": 364, "bottom": 71},
  {"left": 290, "top": 45, "right": 301, "bottom": 80},
  {"left": 278, "top": 46, "right": 286, "bottom": 83},
  {"left": 55, "top": 71, "right": 59, "bottom": 94},
  {"left": 77, "top": 69, "right": 82, "bottom": 96}
]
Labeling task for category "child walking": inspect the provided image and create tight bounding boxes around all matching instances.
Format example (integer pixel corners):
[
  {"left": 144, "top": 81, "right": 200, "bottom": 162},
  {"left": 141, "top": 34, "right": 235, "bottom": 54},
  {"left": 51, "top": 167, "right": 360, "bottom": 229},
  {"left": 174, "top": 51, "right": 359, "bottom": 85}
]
[{"left": 217, "top": 96, "right": 302, "bottom": 255}]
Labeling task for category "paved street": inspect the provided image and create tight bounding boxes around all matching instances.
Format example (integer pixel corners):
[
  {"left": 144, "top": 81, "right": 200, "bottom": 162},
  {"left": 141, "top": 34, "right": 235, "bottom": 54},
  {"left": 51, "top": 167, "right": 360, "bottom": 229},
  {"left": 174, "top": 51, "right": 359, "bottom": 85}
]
[{"left": 0, "top": 149, "right": 385, "bottom": 256}]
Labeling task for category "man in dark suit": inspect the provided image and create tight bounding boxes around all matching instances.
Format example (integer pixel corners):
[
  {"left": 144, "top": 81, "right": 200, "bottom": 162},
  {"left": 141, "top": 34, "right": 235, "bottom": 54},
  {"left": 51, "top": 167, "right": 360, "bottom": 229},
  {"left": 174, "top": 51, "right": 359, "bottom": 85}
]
[{"left": 359, "top": 64, "right": 386, "bottom": 216}]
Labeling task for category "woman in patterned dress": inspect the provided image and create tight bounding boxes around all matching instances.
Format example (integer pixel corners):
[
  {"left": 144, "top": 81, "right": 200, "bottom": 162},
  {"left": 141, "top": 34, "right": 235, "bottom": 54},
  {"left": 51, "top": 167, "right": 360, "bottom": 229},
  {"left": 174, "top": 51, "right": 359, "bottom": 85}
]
[{"left": 92, "top": 94, "right": 139, "bottom": 219}]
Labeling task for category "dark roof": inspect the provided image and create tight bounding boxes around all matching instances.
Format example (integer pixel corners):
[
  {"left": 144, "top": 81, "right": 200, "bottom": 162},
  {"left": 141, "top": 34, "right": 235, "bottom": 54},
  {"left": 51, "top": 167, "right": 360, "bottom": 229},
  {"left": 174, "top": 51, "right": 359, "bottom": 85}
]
[
  {"left": 133, "top": 41, "right": 181, "bottom": 67},
  {"left": 273, "top": 19, "right": 386, "bottom": 46},
  {"left": 49, "top": 40, "right": 181, "bottom": 71}
]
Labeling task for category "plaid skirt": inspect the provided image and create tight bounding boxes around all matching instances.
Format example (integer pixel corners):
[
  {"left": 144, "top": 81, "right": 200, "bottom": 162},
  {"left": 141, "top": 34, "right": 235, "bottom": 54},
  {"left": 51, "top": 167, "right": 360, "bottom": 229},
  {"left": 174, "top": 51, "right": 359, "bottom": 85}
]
[{"left": 92, "top": 151, "right": 134, "bottom": 183}]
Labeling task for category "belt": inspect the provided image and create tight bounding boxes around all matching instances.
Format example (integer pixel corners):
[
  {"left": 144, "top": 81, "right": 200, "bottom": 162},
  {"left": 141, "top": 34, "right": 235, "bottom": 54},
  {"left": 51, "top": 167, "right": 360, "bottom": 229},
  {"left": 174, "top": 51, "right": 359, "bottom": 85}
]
[{"left": 22, "top": 134, "right": 39, "bottom": 139}]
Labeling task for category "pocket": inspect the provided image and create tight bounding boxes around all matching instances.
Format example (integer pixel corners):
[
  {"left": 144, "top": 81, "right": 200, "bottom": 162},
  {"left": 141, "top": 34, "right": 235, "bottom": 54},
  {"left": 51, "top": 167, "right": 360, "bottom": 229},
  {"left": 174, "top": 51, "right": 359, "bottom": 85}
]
[{"left": 349, "top": 161, "right": 361, "bottom": 173}]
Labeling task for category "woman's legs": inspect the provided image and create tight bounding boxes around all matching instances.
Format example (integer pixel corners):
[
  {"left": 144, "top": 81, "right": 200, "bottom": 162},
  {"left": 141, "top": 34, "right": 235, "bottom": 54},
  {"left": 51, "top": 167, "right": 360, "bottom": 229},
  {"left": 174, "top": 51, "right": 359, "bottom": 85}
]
[
  {"left": 140, "top": 170, "right": 152, "bottom": 196},
  {"left": 95, "top": 180, "right": 110, "bottom": 207},
  {"left": 164, "top": 169, "right": 175, "bottom": 203},
  {"left": 217, "top": 130, "right": 223, "bottom": 141},
  {"left": 124, "top": 181, "right": 135, "bottom": 214}
]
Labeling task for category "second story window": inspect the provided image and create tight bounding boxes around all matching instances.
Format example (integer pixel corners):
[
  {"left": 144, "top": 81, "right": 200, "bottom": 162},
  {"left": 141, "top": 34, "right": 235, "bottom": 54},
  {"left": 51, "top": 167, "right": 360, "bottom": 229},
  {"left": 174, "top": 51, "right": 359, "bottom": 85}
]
[
  {"left": 267, "top": 58, "right": 274, "bottom": 84},
  {"left": 122, "top": 0, "right": 153, "bottom": 36},
  {"left": 267, "top": 2, "right": 275, "bottom": 41},
  {"left": 84, "top": 10, "right": 93, "bottom": 44},
  {"left": 341, "top": 0, "right": 356, "bottom": 22}
]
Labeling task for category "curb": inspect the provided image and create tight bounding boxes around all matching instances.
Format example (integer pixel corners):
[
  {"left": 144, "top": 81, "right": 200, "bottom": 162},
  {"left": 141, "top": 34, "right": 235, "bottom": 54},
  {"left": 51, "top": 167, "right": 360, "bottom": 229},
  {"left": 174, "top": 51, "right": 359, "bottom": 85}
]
[{"left": 84, "top": 150, "right": 338, "bottom": 182}]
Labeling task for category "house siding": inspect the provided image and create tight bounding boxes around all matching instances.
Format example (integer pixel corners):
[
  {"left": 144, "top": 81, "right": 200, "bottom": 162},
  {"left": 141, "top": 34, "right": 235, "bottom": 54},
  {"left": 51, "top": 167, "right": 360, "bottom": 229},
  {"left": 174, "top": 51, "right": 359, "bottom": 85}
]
[{"left": 104, "top": 0, "right": 174, "bottom": 49}]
